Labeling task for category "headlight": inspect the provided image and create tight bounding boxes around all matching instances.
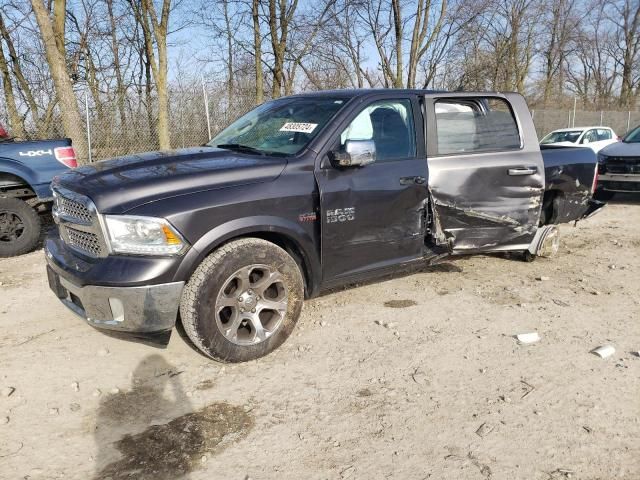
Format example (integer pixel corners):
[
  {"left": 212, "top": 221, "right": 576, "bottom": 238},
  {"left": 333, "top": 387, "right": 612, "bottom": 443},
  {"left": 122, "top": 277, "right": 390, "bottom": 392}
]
[
  {"left": 104, "top": 215, "right": 188, "bottom": 256},
  {"left": 597, "top": 153, "right": 607, "bottom": 163}
]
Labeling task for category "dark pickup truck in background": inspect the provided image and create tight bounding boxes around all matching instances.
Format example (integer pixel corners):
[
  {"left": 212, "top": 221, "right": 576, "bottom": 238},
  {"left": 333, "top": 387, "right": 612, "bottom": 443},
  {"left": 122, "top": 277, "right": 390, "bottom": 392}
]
[
  {"left": 44, "top": 90, "right": 604, "bottom": 362},
  {"left": 0, "top": 125, "right": 77, "bottom": 257},
  {"left": 595, "top": 123, "right": 640, "bottom": 199}
]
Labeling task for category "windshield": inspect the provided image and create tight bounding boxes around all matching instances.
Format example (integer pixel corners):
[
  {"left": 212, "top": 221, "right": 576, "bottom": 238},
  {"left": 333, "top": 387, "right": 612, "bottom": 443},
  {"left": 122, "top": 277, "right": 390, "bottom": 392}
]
[
  {"left": 540, "top": 130, "right": 583, "bottom": 144},
  {"left": 208, "top": 97, "right": 348, "bottom": 155},
  {"left": 623, "top": 125, "right": 640, "bottom": 143}
]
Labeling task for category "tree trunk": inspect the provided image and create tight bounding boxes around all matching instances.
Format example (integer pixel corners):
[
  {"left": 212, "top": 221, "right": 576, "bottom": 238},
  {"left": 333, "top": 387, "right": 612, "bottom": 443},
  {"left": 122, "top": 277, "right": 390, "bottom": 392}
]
[
  {"left": 222, "top": 0, "right": 234, "bottom": 105},
  {"left": 135, "top": 0, "right": 171, "bottom": 150},
  {"left": 252, "top": 0, "right": 264, "bottom": 104},
  {"left": 0, "top": 13, "right": 44, "bottom": 133},
  {"left": 0, "top": 42, "right": 26, "bottom": 138},
  {"left": 107, "top": 0, "right": 127, "bottom": 126},
  {"left": 391, "top": 0, "right": 403, "bottom": 88},
  {"left": 156, "top": 37, "right": 170, "bottom": 149},
  {"left": 30, "top": 0, "right": 88, "bottom": 162}
]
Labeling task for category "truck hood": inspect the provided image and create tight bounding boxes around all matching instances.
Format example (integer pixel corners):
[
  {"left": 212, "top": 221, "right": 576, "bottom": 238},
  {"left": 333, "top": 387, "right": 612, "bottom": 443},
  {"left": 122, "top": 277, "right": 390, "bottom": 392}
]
[
  {"left": 600, "top": 141, "right": 640, "bottom": 157},
  {"left": 55, "top": 147, "right": 287, "bottom": 213}
]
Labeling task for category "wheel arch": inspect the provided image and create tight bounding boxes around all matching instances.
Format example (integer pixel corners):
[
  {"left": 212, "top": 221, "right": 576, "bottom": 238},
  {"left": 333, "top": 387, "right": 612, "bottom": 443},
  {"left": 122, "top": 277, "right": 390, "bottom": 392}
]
[
  {"left": 540, "top": 189, "right": 564, "bottom": 225},
  {"left": 0, "top": 171, "right": 36, "bottom": 198},
  {"left": 174, "top": 216, "right": 321, "bottom": 298},
  {"left": 0, "top": 161, "right": 38, "bottom": 191}
]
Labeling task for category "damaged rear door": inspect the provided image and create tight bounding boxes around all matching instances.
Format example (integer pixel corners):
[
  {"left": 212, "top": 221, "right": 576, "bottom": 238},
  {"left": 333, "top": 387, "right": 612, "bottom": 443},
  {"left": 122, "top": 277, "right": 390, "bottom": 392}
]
[{"left": 424, "top": 93, "right": 544, "bottom": 251}]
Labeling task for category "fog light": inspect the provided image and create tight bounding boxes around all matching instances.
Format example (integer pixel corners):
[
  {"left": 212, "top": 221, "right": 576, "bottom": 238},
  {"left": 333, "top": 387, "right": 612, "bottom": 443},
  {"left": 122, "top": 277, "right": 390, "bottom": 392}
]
[{"left": 108, "top": 298, "right": 125, "bottom": 323}]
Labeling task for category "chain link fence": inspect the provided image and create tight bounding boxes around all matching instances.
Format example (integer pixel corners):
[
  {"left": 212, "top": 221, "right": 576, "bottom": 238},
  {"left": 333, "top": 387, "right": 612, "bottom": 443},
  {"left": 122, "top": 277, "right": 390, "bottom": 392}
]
[
  {"left": 84, "top": 86, "right": 257, "bottom": 162},
  {"left": 531, "top": 109, "right": 640, "bottom": 139},
  {"left": 3, "top": 90, "right": 640, "bottom": 162}
]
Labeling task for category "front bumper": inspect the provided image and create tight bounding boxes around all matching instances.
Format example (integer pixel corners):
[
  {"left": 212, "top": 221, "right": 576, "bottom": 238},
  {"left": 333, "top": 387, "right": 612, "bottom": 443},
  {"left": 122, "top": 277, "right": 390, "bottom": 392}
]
[
  {"left": 598, "top": 174, "right": 640, "bottom": 192},
  {"left": 46, "top": 265, "right": 183, "bottom": 333}
]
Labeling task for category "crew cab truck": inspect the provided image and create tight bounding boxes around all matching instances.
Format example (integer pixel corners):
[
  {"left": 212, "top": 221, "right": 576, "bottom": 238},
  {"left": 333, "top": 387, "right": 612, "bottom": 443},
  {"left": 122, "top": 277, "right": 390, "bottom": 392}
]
[
  {"left": 44, "top": 90, "right": 603, "bottom": 362},
  {"left": 0, "top": 125, "right": 77, "bottom": 257}
]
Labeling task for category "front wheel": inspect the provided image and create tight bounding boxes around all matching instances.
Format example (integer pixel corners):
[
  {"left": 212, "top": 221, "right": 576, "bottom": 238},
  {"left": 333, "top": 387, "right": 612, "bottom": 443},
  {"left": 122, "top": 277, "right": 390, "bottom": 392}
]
[
  {"left": 180, "top": 238, "right": 304, "bottom": 363},
  {"left": 0, "top": 197, "right": 41, "bottom": 257}
]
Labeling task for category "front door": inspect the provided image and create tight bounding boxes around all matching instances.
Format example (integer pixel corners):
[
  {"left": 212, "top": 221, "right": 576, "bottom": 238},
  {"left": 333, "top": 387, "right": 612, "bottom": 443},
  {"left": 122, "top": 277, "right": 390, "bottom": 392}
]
[
  {"left": 315, "top": 95, "right": 428, "bottom": 281},
  {"left": 424, "top": 93, "right": 545, "bottom": 251}
]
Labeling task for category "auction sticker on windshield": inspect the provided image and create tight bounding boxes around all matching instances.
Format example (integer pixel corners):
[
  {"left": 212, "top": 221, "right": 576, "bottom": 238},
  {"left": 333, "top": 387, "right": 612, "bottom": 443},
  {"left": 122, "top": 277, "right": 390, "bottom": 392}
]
[{"left": 280, "top": 122, "right": 318, "bottom": 134}]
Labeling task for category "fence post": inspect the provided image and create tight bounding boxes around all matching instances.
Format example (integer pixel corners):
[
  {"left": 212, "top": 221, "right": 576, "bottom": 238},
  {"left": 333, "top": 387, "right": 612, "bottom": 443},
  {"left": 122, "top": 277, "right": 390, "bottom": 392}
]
[
  {"left": 567, "top": 111, "right": 571, "bottom": 128},
  {"left": 572, "top": 97, "right": 577, "bottom": 127},
  {"left": 600, "top": 111, "right": 603, "bottom": 126},
  {"left": 84, "top": 90, "right": 92, "bottom": 163},
  {"left": 202, "top": 77, "right": 212, "bottom": 141},
  {"left": 627, "top": 111, "right": 631, "bottom": 132},
  {"left": 180, "top": 94, "right": 185, "bottom": 148}
]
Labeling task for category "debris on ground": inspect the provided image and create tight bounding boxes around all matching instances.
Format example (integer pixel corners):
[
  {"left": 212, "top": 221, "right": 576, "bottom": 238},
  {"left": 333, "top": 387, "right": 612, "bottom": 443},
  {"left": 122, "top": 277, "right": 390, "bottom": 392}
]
[
  {"left": 1, "top": 386, "right": 15, "bottom": 397},
  {"left": 591, "top": 345, "right": 615, "bottom": 358},
  {"left": 516, "top": 332, "right": 540, "bottom": 344},
  {"left": 475, "top": 422, "right": 495, "bottom": 438},
  {"left": 536, "top": 276, "right": 550, "bottom": 281}
]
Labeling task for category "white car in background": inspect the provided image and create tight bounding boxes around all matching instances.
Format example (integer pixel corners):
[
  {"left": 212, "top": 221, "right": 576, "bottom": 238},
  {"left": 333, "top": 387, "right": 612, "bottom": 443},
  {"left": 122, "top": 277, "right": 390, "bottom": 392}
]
[{"left": 540, "top": 126, "right": 618, "bottom": 153}]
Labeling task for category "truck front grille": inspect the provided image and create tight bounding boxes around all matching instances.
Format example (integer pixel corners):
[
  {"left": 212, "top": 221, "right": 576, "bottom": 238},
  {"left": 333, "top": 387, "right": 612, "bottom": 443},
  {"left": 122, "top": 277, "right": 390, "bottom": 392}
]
[
  {"left": 57, "top": 196, "right": 92, "bottom": 224},
  {"left": 64, "top": 226, "right": 103, "bottom": 257},
  {"left": 602, "top": 156, "right": 640, "bottom": 174},
  {"left": 53, "top": 186, "right": 108, "bottom": 258}
]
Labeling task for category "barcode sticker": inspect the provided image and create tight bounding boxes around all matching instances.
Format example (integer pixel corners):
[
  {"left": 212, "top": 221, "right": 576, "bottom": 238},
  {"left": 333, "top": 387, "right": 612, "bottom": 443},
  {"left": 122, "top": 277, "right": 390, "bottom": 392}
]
[{"left": 280, "top": 122, "right": 318, "bottom": 134}]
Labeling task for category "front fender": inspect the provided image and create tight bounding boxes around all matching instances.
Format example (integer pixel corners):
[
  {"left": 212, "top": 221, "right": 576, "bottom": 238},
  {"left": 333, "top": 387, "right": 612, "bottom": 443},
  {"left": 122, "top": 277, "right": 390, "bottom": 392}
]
[{"left": 173, "top": 215, "right": 321, "bottom": 296}]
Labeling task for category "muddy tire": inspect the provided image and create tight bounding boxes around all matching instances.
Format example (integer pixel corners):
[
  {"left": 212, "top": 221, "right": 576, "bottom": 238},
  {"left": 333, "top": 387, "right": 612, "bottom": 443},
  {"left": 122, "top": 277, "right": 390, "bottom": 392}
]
[
  {"left": 180, "top": 238, "right": 304, "bottom": 363},
  {"left": 0, "top": 197, "right": 41, "bottom": 258}
]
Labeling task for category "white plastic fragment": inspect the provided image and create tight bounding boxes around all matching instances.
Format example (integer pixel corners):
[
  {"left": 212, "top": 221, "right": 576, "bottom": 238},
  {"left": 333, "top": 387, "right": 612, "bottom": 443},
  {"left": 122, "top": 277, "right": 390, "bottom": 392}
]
[
  {"left": 591, "top": 345, "right": 615, "bottom": 358},
  {"left": 516, "top": 332, "right": 540, "bottom": 344}
]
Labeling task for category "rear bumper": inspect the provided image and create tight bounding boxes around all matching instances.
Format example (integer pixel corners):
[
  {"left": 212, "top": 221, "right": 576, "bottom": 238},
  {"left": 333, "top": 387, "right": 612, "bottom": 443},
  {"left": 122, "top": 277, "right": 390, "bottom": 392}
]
[
  {"left": 46, "top": 264, "right": 183, "bottom": 334},
  {"left": 598, "top": 174, "right": 640, "bottom": 192}
]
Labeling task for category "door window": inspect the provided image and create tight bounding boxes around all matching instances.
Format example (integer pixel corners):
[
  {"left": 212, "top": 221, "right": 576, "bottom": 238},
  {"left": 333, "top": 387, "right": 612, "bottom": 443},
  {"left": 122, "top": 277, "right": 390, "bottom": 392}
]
[
  {"left": 596, "top": 129, "right": 612, "bottom": 141},
  {"left": 581, "top": 130, "right": 598, "bottom": 144},
  {"left": 341, "top": 99, "right": 416, "bottom": 162},
  {"left": 434, "top": 98, "right": 521, "bottom": 154}
]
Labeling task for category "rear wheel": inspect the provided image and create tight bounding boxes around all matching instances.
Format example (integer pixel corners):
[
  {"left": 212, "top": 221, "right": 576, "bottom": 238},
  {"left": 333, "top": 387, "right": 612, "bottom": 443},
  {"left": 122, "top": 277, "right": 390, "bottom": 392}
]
[
  {"left": 0, "top": 197, "right": 41, "bottom": 257},
  {"left": 180, "top": 238, "right": 304, "bottom": 362}
]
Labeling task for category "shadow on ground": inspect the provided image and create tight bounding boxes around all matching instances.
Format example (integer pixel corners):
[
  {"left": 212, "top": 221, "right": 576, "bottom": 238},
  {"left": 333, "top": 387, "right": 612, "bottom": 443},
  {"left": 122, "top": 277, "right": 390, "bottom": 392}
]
[{"left": 93, "top": 354, "right": 253, "bottom": 480}]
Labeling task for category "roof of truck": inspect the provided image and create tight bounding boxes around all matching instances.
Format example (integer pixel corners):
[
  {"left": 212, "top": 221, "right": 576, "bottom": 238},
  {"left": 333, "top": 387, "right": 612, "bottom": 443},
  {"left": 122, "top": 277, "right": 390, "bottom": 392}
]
[{"left": 287, "top": 88, "right": 446, "bottom": 98}]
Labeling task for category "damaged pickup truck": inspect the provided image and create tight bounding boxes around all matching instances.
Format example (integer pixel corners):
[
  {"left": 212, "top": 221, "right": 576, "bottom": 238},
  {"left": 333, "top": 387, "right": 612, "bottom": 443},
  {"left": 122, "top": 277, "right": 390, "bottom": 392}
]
[{"left": 45, "top": 90, "right": 604, "bottom": 362}]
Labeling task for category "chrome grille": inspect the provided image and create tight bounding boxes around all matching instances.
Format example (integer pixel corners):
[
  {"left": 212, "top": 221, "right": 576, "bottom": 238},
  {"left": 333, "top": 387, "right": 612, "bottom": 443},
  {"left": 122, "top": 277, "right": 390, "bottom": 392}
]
[
  {"left": 63, "top": 226, "right": 102, "bottom": 257},
  {"left": 57, "top": 196, "right": 92, "bottom": 223},
  {"left": 52, "top": 186, "right": 107, "bottom": 258}
]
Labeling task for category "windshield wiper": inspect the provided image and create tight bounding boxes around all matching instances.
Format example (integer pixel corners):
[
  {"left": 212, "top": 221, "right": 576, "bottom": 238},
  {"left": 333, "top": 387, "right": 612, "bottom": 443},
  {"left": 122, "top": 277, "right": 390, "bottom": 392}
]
[{"left": 216, "top": 143, "right": 266, "bottom": 156}]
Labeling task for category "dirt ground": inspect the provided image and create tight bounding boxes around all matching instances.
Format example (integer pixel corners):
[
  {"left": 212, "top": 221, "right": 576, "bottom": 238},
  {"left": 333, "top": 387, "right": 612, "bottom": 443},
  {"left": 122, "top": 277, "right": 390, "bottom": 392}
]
[{"left": 1, "top": 196, "right": 639, "bottom": 480}]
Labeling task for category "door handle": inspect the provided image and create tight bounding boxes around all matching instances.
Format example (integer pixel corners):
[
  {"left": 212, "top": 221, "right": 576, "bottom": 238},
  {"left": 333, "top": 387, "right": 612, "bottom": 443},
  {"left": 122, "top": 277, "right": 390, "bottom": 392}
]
[
  {"left": 400, "top": 176, "right": 426, "bottom": 185},
  {"left": 508, "top": 167, "right": 537, "bottom": 176}
]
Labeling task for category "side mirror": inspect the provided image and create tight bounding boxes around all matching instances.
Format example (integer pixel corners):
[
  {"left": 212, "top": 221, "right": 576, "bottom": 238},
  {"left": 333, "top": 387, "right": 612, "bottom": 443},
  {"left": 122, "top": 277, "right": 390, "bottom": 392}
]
[{"left": 330, "top": 139, "right": 376, "bottom": 167}]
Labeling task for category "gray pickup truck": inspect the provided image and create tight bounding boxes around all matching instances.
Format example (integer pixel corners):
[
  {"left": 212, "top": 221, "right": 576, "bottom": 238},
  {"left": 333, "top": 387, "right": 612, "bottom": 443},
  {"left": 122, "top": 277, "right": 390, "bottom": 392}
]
[{"left": 45, "top": 90, "right": 604, "bottom": 362}]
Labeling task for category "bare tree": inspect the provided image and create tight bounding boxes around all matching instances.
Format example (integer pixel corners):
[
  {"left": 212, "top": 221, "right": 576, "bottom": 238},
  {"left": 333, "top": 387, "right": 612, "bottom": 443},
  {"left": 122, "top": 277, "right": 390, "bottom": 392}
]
[
  {"left": 130, "top": 0, "right": 172, "bottom": 150},
  {"left": 610, "top": 0, "right": 640, "bottom": 107},
  {"left": 30, "top": 0, "right": 89, "bottom": 161},
  {"left": 0, "top": 36, "right": 25, "bottom": 137}
]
